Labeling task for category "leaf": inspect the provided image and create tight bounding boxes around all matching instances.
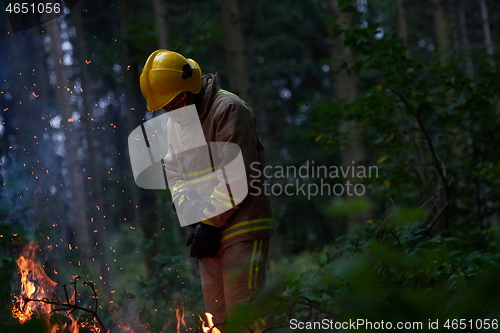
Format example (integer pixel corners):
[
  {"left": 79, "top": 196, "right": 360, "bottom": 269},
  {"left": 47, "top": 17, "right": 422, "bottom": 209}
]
[
  {"left": 384, "top": 133, "right": 395, "bottom": 143},
  {"left": 325, "top": 196, "right": 371, "bottom": 217},
  {"left": 391, "top": 206, "right": 424, "bottom": 225},
  {"left": 378, "top": 155, "right": 389, "bottom": 163}
]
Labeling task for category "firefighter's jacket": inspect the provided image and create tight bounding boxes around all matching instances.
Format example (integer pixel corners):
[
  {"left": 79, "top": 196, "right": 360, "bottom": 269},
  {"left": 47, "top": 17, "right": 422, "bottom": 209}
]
[{"left": 163, "top": 73, "right": 273, "bottom": 250}]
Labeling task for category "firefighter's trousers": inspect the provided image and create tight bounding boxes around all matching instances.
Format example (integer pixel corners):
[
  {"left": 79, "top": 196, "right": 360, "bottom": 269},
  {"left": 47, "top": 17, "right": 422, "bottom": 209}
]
[{"left": 199, "top": 237, "right": 270, "bottom": 329}]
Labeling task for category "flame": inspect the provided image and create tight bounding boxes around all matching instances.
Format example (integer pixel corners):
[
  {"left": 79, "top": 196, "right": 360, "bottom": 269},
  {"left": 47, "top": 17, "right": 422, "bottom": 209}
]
[
  {"left": 176, "top": 304, "right": 220, "bottom": 333},
  {"left": 11, "top": 242, "right": 86, "bottom": 333},
  {"left": 176, "top": 304, "right": 187, "bottom": 333},
  {"left": 12, "top": 242, "right": 227, "bottom": 333},
  {"left": 200, "top": 312, "right": 222, "bottom": 333},
  {"left": 58, "top": 316, "right": 79, "bottom": 333},
  {"left": 11, "top": 242, "right": 57, "bottom": 324},
  {"left": 109, "top": 303, "right": 150, "bottom": 333}
]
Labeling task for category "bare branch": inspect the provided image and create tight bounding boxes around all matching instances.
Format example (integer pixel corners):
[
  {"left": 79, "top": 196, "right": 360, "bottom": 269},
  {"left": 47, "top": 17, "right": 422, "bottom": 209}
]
[
  {"left": 378, "top": 81, "right": 450, "bottom": 229},
  {"left": 173, "top": 0, "right": 227, "bottom": 51},
  {"left": 423, "top": 201, "right": 449, "bottom": 235},
  {"left": 277, "top": 296, "right": 340, "bottom": 320},
  {"left": 15, "top": 277, "right": 107, "bottom": 333}
]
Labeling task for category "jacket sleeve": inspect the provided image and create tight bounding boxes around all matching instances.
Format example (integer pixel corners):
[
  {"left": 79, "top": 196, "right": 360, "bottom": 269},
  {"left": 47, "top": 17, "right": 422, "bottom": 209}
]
[
  {"left": 202, "top": 100, "right": 260, "bottom": 227},
  {"left": 163, "top": 143, "right": 187, "bottom": 212}
]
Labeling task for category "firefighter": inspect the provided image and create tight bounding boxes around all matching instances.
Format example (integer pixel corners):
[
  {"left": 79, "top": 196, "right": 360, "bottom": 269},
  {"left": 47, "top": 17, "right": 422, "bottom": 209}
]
[{"left": 139, "top": 49, "right": 273, "bottom": 330}]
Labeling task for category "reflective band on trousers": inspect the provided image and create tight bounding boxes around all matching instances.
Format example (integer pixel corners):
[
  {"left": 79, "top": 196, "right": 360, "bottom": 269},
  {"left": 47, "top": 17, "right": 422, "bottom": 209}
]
[
  {"left": 220, "top": 218, "right": 273, "bottom": 242},
  {"left": 248, "top": 239, "right": 264, "bottom": 290}
]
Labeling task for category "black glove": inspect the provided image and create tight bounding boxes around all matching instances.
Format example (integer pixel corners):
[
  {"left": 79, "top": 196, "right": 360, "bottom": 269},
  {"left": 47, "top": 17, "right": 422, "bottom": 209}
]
[
  {"left": 185, "top": 223, "right": 221, "bottom": 259},
  {"left": 180, "top": 199, "right": 206, "bottom": 225}
]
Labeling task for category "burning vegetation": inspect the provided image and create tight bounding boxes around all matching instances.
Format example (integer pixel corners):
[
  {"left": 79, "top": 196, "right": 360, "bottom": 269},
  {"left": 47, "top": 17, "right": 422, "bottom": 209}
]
[
  {"left": 11, "top": 241, "right": 221, "bottom": 333},
  {"left": 11, "top": 241, "right": 106, "bottom": 332}
]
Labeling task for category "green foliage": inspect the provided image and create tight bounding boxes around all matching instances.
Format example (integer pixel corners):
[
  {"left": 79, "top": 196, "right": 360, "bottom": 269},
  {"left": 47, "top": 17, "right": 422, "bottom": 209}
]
[
  {"left": 310, "top": 18, "right": 500, "bottom": 227},
  {"left": 268, "top": 219, "right": 500, "bottom": 331},
  {"left": 263, "top": 12, "right": 500, "bottom": 330},
  {"left": 325, "top": 196, "right": 371, "bottom": 217}
]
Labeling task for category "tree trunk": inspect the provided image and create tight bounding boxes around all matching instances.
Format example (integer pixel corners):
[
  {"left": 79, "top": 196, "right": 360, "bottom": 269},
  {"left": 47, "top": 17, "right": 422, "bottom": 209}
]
[
  {"left": 396, "top": 0, "right": 411, "bottom": 58},
  {"left": 3, "top": 27, "right": 32, "bottom": 221},
  {"left": 448, "top": 0, "right": 461, "bottom": 52},
  {"left": 118, "top": 0, "right": 170, "bottom": 303},
  {"left": 479, "top": 0, "right": 495, "bottom": 67},
  {"left": 325, "top": 0, "right": 370, "bottom": 231},
  {"left": 431, "top": 0, "right": 451, "bottom": 64},
  {"left": 7, "top": 30, "right": 33, "bottom": 156},
  {"left": 219, "top": 0, "right": 253, "bottom": 106},
  {"left": 153, "top": 0, "right": 168, "bottom": 49},
  {"left": 71, "top": 2, "right": 112, "bottom": 295},
  {"left": 118, "top": 0, "right": 146, "bottom": 229},
  {"left": 458, "top": 0, "right": 474, "bottom": 77},
  {"left": 46, "top": 17, "right": 91, "bottom": 255}
]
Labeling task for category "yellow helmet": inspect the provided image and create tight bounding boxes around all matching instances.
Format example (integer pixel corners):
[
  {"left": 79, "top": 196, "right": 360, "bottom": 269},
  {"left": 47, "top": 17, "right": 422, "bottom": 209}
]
[{"left": 140, "top": 50, "right": 202, "bottom": 111}]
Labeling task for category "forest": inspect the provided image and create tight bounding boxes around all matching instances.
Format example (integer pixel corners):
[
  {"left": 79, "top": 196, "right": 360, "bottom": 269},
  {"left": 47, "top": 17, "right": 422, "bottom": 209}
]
[{"left": 1, "top": 0, "right": 500, "bottom": 332}]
